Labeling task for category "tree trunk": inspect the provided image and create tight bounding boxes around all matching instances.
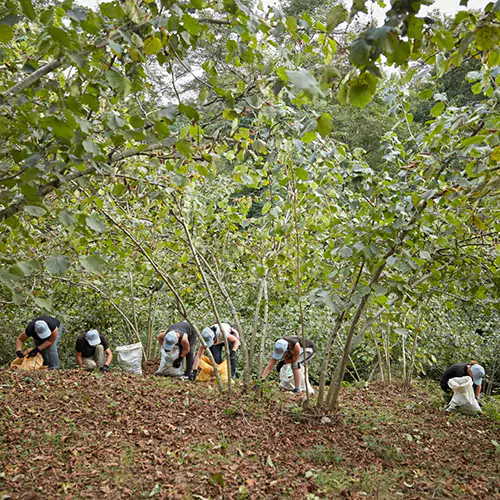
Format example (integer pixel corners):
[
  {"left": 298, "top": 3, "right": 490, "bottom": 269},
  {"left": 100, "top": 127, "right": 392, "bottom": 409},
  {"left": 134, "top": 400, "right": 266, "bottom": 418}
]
[
  {"left": 249, "top": 273, "right": 266, "bottom": 372},
  {"left": 257, "top": 278, "right": 269, "bottom": 375},
  {"left": 327, "top": 262, "right": 386, "bottom": 410}
]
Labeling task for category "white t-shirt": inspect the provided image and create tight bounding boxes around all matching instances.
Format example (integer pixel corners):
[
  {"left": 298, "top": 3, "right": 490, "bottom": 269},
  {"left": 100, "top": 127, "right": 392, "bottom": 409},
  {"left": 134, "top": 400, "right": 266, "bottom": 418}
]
[{"left": 210, "top": 323, "right": 232, "bottom": 345}]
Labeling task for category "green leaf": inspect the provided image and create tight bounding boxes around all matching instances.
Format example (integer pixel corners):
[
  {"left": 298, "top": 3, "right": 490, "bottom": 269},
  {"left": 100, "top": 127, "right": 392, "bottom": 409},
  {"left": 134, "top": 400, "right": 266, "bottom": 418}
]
[
  {"left": 80, "top": 255, "right": 106, "bottom": 274},
  {"left": 182, "top": 13, "right": 201, "bottom": 36},
  {"left": 176, "top": 139, "right": 193, "bottom": 157},
  {"left": 100, "top": 1, "right": 124, "bottom": 19},
  {"left": 0, "top": 24, "right": 14, "bottom": 42},
  {"left": 199, "top": 88, "right": 209, "bottom": 102},
  {"left": 45, "top": 255, "right": 70, "bottom": 274},
  {"left": 262, "top": 203, "right": 271, "bottom": 215},
  {"left": 316, "top": 113, "right": 333, "bottom": 137},
  {"left": 178, "top": 103, "right": 200, "bottom": 121},
  {"left": 24, "top": 205, "right": 47, "bottom": 217},
  {"left": 295, "top": 167, "right": 308, "bottom": 181},
  {"left": 48, "top": 27, "right": 72, "bottom": 48},
  {"left": 82, "top": 140, "right": 101, "bottom": 156},
  {"left": 20, "top": 0, "right": 36, "bottom": 20},
  {"left": 472, "top": 214, "right": 486, "bottom": 231},
  {"left": 86, "top": 214, "right": 107, "bottom": 233},
  {"left": 33, "top": 297, "right": 52, "bottom": 310},
  {"left": 430, "top": 101, "right": 445, "bottom": 117},
  {"left": 285, "top": 70, "right": 324, "bottom": 97},
  {"left": 327, "top": 5, "right": 347, "bottom": 31},
  {"left": 418, "top": 89, "right": 433, "bottom": 100},
  {"left": 350, "top": 38, "right": 371, "bottom": 67},
  {"left": 143, "top": 36, "right": 163, "bottom": 55},
  {"left": 52, "top": 119, "right": 74, "bottom": 140},
  {"left": 105, "top": 70, "right": 131, "bottom": 96},
  {"left": 58, "top": 210, "right": 77, "bottom": 227}
]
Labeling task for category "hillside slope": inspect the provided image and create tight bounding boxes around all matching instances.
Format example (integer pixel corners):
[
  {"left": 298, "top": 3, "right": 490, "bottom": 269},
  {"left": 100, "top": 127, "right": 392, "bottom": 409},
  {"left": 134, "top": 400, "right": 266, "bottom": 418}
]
[{"left": 0, "top": 369, "right": 499, "bottom": 499}]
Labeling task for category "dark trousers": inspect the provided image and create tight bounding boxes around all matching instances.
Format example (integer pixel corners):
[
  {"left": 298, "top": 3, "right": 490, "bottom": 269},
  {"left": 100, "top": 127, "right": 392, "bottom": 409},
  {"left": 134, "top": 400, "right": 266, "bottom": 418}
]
[
  {"left": 210, "top": 341, "right": 237, "bottom": 378},
  {"left": 181, "top": 336, "right": 196, "bottom": 376}
]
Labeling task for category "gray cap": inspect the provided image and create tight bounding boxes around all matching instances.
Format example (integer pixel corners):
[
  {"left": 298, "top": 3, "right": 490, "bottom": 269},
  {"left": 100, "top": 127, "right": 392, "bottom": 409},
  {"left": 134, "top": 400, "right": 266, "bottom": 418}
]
[
  {"left": 202, "top": 327, "right": 215, "bottom": 348},
  {"left": 272, "top": 339, "right": 288, "bottom": 360},
  {"left": 34, "top": 320, "right": 51, "bottom": 340},
  {"left": 86, "top": 329, "right": 101, "bottom": 347},
  {"left": 471, "top": 364, "right": 485, "bottom": 386},
  {"left": 162, "top": 331, "right": 178, "bottom": 351}
]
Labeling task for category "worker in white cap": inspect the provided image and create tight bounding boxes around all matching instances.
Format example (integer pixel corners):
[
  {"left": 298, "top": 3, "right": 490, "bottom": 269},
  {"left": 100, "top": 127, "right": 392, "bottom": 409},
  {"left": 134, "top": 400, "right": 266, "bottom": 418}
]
[
  {"left": 157, "top": 321, "right": 196, "bottom": 377},
  {"left": 261, "top": 337, "right": 316, "bottom": 394},
  {"left": 75, "top": 329, "right": 113, "bottom": 372},
  {"left": 15, "top": 315, "right": 62, "bottom": 369}
]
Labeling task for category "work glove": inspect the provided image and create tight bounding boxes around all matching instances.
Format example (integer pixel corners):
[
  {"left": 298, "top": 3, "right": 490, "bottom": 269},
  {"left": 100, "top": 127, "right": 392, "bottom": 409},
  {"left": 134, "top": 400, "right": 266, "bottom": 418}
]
[
  {"left": 172, "top": 357, "right": 182, "bottom": 368},
  {"left": 100, "top": 365, "right": 110, "bottom": 373},
  {"left": 276, "top": 361, "right": 284, "bottom": 373},
  {"left": 28, "top": 347, "right": 40, "bottom": 358},
  {"left": 292, "top": 387, "right": 302, "bottom": 394},
  {"left": 16, "top": 350, "right": 24, "bottom": 359},
  {"left": 188, "top": 369, "right": 199, "bottom": 381}
]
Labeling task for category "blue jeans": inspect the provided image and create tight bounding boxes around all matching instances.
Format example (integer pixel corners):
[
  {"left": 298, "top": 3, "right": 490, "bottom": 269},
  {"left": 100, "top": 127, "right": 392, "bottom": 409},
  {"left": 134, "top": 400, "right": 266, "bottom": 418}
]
[{"left": 39, "top": 325, "right": 62, "bottom": 370}]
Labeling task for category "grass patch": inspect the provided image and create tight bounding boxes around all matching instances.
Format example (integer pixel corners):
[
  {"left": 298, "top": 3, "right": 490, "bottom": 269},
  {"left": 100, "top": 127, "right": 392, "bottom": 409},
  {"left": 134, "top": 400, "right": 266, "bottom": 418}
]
[
  {"left": 300, "top": 444, "right": 344, "bottom": 464},
  {"left": 362, "top": 435, "right": 403, "bottom": 462}
]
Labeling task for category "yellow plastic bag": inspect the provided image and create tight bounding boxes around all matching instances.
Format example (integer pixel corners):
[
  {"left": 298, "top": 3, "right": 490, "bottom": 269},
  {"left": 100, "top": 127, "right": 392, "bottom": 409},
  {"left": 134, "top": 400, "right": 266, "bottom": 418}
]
[
  {"left": 197, "top": 355, "right": 228, "bottom": 384},
  {"left": 10, "top": 349, "right": 47, "bottom": 372}
]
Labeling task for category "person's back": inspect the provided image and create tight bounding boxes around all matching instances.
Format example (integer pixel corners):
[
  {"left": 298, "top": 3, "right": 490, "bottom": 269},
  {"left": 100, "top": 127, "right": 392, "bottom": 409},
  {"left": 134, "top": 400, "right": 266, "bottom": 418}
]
[{"left": 440, "top": 363, "right": 468, "bottom": 392}]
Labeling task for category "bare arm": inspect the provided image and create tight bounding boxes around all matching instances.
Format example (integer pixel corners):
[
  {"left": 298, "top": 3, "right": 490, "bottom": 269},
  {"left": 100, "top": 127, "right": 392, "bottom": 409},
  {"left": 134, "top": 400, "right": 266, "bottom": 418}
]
[
  {"left": 261, "top": 358, "right": 277, "bottom": 379},
  {"left": 76, "top": 351, "right": 84, "bottom": 368},
  {"left": 179, "top": 334, "right": 190, "bottom": 357},
  {"left": 105, "top": 348, "right": 113, "bottom": 366},
  {"left": 193, "top": 345, "right": 205, "bottom": 371},
  {"left": 157, "top": 331, "right": 166, "bottom": 345},
  {"left": 16, "top": 331, "right": 28, "bottom": 352},
  {"left": 288, "top": 343, "right": 301, "bottom": 364},
  {"left": 37, "top": 328, "right": 58, "bottom": 351},
  {"left": 227, "top": 333, "right": 240, "bottom": 351}
]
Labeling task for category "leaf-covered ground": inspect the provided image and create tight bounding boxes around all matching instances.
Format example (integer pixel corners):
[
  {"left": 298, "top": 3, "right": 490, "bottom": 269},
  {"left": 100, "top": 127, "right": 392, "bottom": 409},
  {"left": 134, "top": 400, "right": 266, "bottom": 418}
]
[{"left": 0, "top": 367, "right": 499, "bottom": 500}]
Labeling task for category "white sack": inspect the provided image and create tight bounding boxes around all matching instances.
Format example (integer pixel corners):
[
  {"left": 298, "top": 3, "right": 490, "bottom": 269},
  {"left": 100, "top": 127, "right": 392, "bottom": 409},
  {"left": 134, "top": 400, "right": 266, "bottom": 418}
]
[
  {"left": 446, "top": 375, "right": 481, "bottom": 416},
  {"left": 279, "top": 364, "right": 315, "bottom": 395},
  {"left": 155, "top": 346, "right": 183, "bottom": 377},
  {"left": 116, "top": 342, "right": 143, "bottom": 376}
]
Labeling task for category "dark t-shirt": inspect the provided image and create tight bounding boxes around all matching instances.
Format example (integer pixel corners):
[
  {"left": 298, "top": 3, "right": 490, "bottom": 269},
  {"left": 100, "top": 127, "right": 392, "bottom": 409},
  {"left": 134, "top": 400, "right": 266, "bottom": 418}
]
[
  {"left": 76, "top": 333, "right": 109, "bottom": 358},
  {"left": 440, "top": 363, "right": 470, "bottom": 392},
  {"left": 285, "top": 336, "right": 316, "bottom": 352},
  {"left": 25, "top": 316, "right": 60, "bottom": 345},
  {"left": 167, "top": 322, "right": 196, "bottom": 343}
]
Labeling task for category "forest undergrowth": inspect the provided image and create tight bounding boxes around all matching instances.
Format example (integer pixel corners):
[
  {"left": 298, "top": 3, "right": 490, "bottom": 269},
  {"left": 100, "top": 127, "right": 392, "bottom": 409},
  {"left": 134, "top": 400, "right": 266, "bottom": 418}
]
[{"left": 0, "top": 368, "right": 499, "bottom": 500}]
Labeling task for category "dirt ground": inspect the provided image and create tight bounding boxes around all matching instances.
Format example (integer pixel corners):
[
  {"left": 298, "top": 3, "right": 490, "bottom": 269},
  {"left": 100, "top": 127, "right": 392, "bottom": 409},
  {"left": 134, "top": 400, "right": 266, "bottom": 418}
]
[{"left": 0, "top": 366, "right": 499, "bottom": 499}]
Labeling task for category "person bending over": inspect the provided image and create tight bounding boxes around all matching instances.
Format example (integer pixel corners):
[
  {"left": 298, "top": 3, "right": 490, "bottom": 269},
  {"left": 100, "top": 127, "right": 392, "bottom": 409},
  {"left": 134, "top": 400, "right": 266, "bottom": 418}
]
[
  {"left": 190, "top": 323, "right": 240, "bottom": 381},
  {"left": 15, "top": 315, "right": 62, "bottom": 369},
  {"left": 441, "top": 361, "right": 485, "bottom": 398},
  {"left": 261, "top": 336, "right": 316, "bottom": 394},
  {"left": 157, "top": 321, "right": 196, "bottom": 377}
]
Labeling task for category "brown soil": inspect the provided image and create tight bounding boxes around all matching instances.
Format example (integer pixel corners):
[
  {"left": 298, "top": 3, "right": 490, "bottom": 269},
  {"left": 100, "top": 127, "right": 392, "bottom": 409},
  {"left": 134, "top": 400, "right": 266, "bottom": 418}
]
[{"left": 0, "top": 370, "right": 498, "bottom": 499}]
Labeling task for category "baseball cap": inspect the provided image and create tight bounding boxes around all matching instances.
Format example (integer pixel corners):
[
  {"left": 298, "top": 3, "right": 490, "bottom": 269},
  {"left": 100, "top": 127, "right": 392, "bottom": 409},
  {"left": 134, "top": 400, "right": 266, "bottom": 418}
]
[
  {"left": 162, "top": 331, "right": 178, "bottom": 351},
  {"left": 202, "top": 327, "right": 215, "bottom": 348},
  {"left": 86, "top": 329, "right": 101, "bottom": 347},
  {"left": 272, "top": 339, "right": 288, "bottom": 360},
  {"left": 471, "top": 364, "right": 485, "bottom": 386},
  {"left": 34, "top": 320, "right": 51, "bottom": 339}
]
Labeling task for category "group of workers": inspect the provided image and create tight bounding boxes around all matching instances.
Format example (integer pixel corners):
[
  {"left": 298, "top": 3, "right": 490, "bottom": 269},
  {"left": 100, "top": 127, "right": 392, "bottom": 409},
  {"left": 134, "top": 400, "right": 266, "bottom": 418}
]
[
  {"left": 14, "top": 315, "right": 487, "bottom": 398},
  {"left": 14, "top": 315, "right": 317, "bottom": 394}
]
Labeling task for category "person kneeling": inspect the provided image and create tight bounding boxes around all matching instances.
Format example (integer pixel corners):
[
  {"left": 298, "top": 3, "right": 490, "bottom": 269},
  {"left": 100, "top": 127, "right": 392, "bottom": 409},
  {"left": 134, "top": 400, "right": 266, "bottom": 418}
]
[{"left": 76, "top": 330, "right": 112, "bottom": 373}]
